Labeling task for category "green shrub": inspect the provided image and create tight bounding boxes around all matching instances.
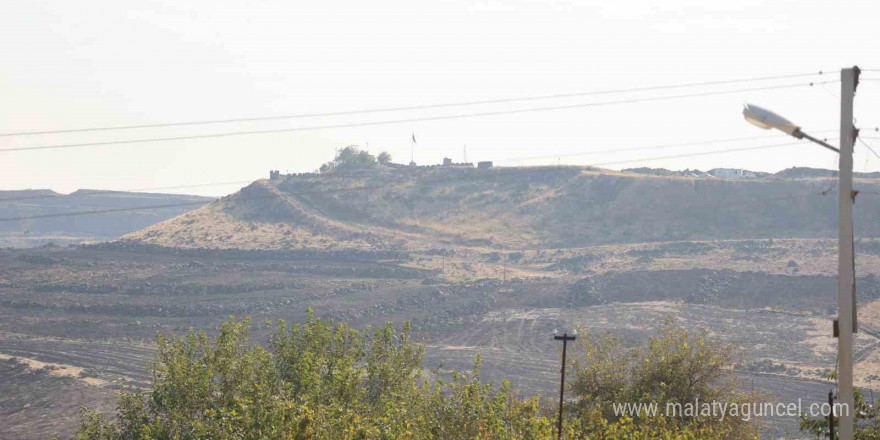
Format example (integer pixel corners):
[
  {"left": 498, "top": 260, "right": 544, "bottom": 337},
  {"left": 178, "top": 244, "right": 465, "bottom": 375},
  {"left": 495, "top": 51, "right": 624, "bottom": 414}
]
[{"left": 70, "top": 312, "right": 756, "bottom": 439}]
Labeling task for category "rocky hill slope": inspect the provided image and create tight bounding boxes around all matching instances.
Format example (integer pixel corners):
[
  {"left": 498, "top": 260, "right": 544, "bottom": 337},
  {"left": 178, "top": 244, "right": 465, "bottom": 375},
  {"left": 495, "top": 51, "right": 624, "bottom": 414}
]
[{"left": 121, "top": 166, "right": 880, "bottom": 251}]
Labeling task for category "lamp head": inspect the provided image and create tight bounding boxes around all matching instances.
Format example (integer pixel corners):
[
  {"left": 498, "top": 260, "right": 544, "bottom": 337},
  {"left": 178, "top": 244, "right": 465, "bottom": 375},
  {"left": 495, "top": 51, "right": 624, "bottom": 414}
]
[{"left": 742, "top": 103, "right": 801, "bottom": 136}]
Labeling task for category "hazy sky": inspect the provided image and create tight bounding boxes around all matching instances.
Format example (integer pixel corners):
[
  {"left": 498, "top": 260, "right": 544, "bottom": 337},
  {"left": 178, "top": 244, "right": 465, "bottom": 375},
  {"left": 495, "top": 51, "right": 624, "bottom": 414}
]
[{"left": 2, "top": 0, "right": 879, "bottom": 196}]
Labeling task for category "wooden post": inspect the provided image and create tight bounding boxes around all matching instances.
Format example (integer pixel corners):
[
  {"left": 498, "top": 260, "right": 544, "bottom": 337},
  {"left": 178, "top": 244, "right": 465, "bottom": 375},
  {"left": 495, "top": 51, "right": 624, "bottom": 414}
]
[{"left": 554, "top": 333, "right": 576, "bottom": 439}]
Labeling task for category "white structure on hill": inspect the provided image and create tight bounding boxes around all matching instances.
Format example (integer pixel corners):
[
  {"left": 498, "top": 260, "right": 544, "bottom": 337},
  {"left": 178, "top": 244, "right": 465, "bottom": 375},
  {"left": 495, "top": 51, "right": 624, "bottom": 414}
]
[{"left": 709, "top": 168, "right": 757, "bottom": 179}]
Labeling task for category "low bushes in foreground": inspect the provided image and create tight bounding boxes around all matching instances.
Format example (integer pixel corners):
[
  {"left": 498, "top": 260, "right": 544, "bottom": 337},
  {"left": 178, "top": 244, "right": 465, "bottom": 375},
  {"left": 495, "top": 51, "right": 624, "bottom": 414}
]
[{"left": 67, "top": 312, "right": 757, "bottom": 439}]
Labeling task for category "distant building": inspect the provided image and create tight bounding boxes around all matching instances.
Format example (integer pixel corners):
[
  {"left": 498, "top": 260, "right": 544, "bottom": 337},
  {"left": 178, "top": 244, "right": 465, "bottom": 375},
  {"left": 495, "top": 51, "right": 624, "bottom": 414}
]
[
  {"left": 682, "top": 169, "right": 712, "bottom": 178},
  {"left": 709, "top": 168, "right": 756, "bottom": 179},
  {"left": 269, "top": 170, "right": 281, "bottom": 180},
  {"left": 442, "top": 157, "right": 474, "bottom": 167},
  {"left": 477, "top": 161, "right": 493, "bottom": 170}
]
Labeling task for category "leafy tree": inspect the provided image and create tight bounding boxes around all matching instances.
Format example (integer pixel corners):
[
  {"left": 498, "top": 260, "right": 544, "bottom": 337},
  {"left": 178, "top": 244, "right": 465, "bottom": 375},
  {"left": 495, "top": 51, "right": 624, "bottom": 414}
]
[
  {"left": 570, "top": 317, "right": 760, "bottom": 439},
  {"left": 320, "top": 146, "right": 378, "bottom": 173},
  {"left": 68, "top": 312, "right": 754, "bottom": 440},
  {"left": 377, "top": 151, "right": 392, "bottom": 165}
]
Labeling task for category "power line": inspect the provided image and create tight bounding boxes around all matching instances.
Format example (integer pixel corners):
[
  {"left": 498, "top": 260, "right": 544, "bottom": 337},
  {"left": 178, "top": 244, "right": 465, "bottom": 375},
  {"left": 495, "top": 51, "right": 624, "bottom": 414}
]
[
  {"left": 0, "top": 167, "right": 843, "bottom": 223},
  {"left": 3, "top": 132, "right": 838, "bottom": 202},
  {"left": 0, "top": 140, "right": 830, "bottom": 222},
  {"left": 2, "top": 128, "right": 843, "bottom": 202},
  {"left": 495, "top": 131, "right": 838, "bottom": 163},
  {"left": 590, "top": 140, "right": 827, "bottom": 168},
  {"left": 0, "top": 200, "right": 212, "bottom": 221},
  {"left": 0, "top": 71, "right": 831, "bottom": 138},
  {"left": 504, "top": 140, "right": 819, "bottom": 167},
  {"left": 0, "top": 81, "right": 838, "bottom": 154},
  {"left": 857, "top": 136, "right": 880, "bottom": 160}
]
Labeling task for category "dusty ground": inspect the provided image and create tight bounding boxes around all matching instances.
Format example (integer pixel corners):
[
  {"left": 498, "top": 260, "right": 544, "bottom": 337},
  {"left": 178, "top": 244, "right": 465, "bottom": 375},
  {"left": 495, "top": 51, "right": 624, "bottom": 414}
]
[
  {"left": 2, "top": 242, "right": 879, "bottom": 438},
  {"left": 7, "top": 168, "right": 880, "bottom": 439}
]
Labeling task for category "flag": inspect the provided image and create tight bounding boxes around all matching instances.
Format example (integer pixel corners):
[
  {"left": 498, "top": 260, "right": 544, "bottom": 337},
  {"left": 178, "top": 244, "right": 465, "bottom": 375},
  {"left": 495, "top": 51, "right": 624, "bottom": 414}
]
[{"left": 412, "top": 132, "right": 417, "bottom": 144}]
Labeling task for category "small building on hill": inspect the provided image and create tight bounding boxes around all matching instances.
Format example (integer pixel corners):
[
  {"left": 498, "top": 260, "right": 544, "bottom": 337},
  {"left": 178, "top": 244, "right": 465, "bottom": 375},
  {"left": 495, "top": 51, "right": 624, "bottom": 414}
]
[
  {"left": 477, "top": 161, "right": 493, "bottom": 170},
  {"left": 709, "top": 168, "right": 757, "bottom": 179},
  {"left": 442, "top": 158, "right": 474, "bottom": 167}
]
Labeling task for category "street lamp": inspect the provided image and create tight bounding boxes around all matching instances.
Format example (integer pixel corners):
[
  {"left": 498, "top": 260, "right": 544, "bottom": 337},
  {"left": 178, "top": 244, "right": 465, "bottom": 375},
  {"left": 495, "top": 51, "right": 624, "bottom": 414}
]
[
  {"left": 742, "top": 66, "right": 860, "bottom": 440},
  {"left": 742, "top": 103, "right": 839, "bottom": 153}
]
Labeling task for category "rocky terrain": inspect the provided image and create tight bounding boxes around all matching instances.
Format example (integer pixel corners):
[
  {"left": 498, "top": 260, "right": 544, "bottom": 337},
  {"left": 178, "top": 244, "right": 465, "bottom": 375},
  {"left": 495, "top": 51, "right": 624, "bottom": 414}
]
[
  {"left": 123, "top": 166, "right": 880, "bottom": 251},
  {"left": 4, "top": 165, "right": 880, "bottom": 438}
]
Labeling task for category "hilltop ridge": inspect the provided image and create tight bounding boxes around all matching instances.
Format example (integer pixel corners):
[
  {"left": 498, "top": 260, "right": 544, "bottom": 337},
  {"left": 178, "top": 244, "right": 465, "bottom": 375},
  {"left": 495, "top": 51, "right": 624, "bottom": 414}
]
[{"left": 120, "top": 165, "right": 880, "bottom": 251}]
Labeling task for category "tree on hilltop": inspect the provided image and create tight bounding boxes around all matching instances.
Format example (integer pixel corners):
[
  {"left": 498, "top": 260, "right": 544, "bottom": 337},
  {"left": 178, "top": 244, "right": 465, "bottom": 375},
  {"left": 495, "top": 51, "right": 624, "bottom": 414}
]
[
  {"left": 378, "top": 151, "right": 392, "bottom": 165},
  {"left": 319, "top": 146, "right": 392, "bottom": 173}
]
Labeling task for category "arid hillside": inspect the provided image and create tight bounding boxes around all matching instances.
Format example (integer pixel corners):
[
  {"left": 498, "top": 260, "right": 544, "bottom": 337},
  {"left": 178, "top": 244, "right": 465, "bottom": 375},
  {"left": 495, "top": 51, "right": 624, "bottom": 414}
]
[
  {"left": 11, "top": 166, "right": 880, "bottom": 439},
  {"left": 122, "top": 166, "right": 880, "bottom": 251}
]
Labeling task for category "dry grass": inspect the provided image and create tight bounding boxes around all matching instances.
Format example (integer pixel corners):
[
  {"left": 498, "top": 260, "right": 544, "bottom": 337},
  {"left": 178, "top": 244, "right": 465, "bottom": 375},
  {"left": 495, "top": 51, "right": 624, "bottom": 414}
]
[
  {"left": 860, "top": 300, "right": 880, "bottom": 331},
  {"left": 121, "top": 203, "right": 376, "bottom": 251},
  {"left": 530, "top": 238, "right": 880, "bottom": 276},
  {"left": 0, "top": 353, "right": 107, "bottom": 386},
  {"left": 118, "top": 168, "right": 880, "bottom": 266}
]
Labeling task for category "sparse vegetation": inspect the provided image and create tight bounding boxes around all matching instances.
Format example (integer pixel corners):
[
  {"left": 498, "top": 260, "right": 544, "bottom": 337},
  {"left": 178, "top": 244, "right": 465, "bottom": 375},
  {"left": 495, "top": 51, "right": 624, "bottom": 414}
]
[
  {"left": 3, "top": 244, "right": 877, "bottom": 438},
  {"left": 6, "top": 168, "right": 880, "bottom": 438},
  {"left": 571, "top": 318, "right": 760, "bottom": 439},
  {"left": 378, "top": 151, "right": 392, "bottom": 165},
  {"left": 319, "top": 146, "right": 394, "bottom": 173},
  {"left": 122, "top": 167, "right": 880, "bottom": 251},
  {"left": 66, "top": 314, "right": 754, "bottom": 440},
  {"left": 799, "top": 381, "right": 880, "bottom": 439}
]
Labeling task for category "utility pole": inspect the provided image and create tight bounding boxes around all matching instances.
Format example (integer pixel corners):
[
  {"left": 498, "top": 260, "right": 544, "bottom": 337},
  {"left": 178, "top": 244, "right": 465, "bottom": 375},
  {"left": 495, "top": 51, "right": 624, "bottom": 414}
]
[
  {"left": 829, "top": 389, "right": 836, "bottom": 440},
  {"left": 739, "top": 67, "right": 860, "bottom": 438},
  {"left": 837, "top": 66, "right": 860, "bottom": 440},
  {"left": 554, "top": 332, "right": 576, "bottom": 440}
]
